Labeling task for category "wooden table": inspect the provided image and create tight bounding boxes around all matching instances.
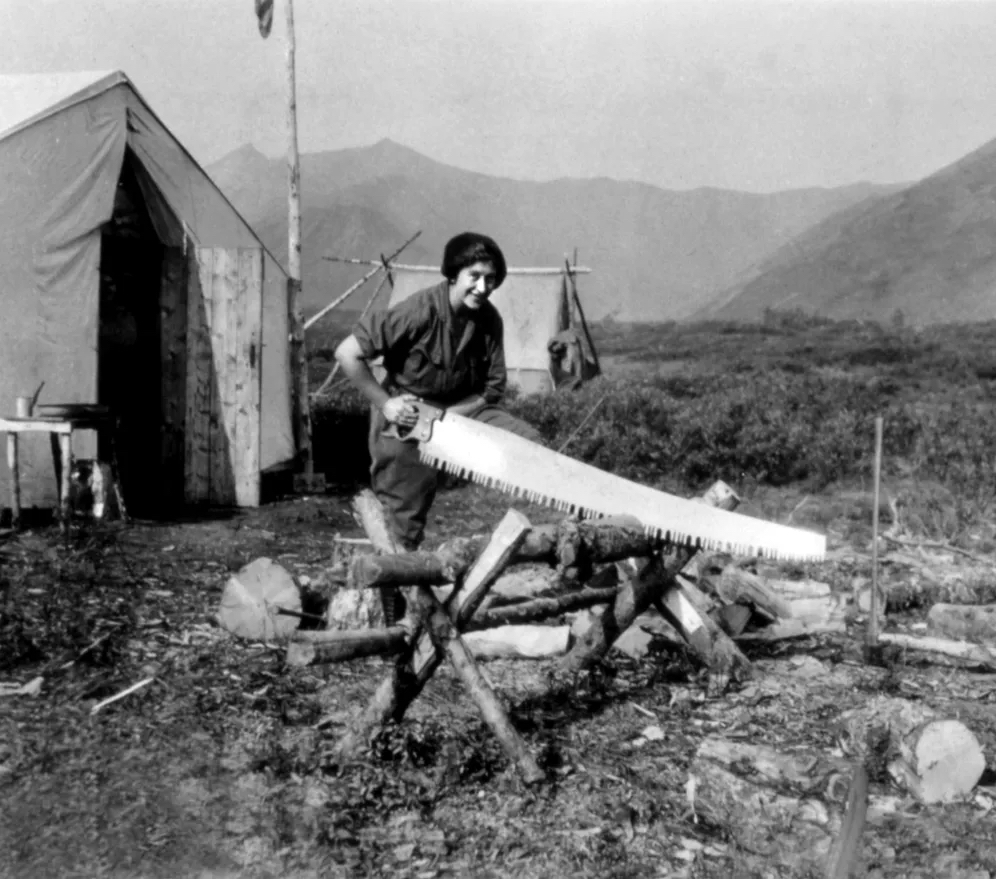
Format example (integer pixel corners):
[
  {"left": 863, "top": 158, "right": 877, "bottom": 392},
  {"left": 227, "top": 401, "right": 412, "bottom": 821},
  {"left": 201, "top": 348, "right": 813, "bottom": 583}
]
[{"left": 1, "top": 413, "right": 125, "bottom": 534}]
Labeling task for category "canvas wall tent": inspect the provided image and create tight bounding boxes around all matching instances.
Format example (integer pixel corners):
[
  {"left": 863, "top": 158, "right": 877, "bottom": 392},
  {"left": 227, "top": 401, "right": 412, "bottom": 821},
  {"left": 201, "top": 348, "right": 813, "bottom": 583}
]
[
  {"left": 369, "top": 265, "right": 599, "bottom": 395},
  {"left": 0, "top": 70, "right": 295, "bottom": 516}
]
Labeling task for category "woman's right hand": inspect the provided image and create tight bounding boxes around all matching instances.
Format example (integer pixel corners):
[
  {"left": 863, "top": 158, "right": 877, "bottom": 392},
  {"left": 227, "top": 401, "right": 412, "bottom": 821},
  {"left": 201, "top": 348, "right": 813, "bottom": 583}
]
[{"left": 381, "top": 393, "right": 420, "bottom": 427}]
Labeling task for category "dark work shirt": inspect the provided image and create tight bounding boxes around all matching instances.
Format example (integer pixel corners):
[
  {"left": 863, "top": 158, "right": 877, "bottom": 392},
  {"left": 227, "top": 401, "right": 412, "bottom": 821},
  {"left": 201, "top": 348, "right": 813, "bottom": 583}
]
[{"left": 353, "top": 280, "right": 507, "bottom": 405}]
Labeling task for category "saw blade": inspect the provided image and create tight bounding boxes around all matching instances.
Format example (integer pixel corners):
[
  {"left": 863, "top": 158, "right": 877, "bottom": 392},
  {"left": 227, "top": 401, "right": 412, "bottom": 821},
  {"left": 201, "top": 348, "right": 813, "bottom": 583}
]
[{"left": 418, "top": 412, "right": 825, "bottom": 562}]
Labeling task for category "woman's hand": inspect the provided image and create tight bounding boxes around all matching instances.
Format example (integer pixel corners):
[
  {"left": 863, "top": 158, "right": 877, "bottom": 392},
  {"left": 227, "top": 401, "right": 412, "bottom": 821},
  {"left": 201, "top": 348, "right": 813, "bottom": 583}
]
[{"left": 381, "top": 393, "right": 420, "bottom": 427}]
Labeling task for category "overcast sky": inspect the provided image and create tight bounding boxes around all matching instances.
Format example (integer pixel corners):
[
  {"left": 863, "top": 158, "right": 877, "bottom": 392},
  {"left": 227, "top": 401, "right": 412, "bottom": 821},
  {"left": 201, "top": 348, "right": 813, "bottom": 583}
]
[{"left": 6, "top": 0, "right": 996, "bottom": 193}]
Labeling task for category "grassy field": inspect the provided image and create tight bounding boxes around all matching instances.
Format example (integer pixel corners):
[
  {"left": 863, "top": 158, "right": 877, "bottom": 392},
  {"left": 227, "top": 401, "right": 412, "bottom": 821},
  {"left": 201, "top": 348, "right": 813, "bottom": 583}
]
[{"left": 3, "top": 314, "right": 996, "bottom": 878}]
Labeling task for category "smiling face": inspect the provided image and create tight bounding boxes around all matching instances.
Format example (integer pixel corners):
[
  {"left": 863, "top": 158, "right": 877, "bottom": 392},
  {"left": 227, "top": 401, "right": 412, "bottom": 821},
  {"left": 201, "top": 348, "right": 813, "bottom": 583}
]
[{"left": 448, "top": 261, "right": 497, "bottom": 313}]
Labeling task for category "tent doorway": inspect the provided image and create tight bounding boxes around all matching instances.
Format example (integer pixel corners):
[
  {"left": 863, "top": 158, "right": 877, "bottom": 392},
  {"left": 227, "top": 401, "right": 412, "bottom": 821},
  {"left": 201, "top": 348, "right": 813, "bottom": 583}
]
[{"left": 97, "top": 150, "right": 165, "bottom": 518}]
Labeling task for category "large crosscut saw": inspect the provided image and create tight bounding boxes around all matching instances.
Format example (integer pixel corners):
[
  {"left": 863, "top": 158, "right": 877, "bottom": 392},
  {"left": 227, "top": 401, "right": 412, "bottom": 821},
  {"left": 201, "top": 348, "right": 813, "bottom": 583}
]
[{"left": 393, "top": 402, "right": 826, "bottom": 562}]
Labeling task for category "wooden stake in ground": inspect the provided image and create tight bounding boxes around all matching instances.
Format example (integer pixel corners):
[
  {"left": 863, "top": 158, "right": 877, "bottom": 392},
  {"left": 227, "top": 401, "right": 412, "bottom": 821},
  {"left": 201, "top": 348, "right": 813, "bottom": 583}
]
[{"left": 867, "top": 416, "right": 884, "bottom": 652}]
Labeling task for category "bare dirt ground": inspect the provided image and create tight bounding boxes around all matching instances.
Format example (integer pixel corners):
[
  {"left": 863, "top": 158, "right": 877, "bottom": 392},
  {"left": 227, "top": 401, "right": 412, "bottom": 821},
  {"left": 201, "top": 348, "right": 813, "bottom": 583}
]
[{"left": 2, "top": 480, "right": 996, "bottom": 879}]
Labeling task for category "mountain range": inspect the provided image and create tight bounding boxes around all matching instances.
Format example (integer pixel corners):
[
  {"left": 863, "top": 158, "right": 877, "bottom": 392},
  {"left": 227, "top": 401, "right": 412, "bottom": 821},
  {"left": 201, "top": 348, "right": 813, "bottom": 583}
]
[
  {"left": 702, "top": 135, "right": 996, "bottom": 324},
  {"left": 206, "top": 139, "right": 895, "bottom": 323}
]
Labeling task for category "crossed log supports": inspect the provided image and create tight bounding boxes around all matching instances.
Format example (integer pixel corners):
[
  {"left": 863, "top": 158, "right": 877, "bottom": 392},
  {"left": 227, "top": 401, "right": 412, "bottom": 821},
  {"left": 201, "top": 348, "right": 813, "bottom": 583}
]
[{"left": 312, "top": 483, "right": 747, "bottom": 783}]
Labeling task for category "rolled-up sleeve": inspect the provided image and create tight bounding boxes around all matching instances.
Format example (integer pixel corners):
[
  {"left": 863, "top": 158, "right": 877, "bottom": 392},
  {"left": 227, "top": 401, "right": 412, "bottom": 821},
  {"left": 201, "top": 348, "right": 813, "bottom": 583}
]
[{"left": 353, "top": 296, "right": 421, "bottom": 362}]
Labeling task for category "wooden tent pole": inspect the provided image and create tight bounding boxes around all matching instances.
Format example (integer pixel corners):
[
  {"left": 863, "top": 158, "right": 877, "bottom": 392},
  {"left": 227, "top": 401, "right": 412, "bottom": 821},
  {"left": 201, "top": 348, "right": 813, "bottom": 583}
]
[
  {"left": 564, "top": 257, "right": 601, "bottom": 374},
  {"left": 304, "top": 230, "right": 421, "bottom": 331},
  {"left": 310, "top": 267, "right": 391, "bottom": 398},
  {"left": 283, "top": 0, "right": 312, "bottom": 472},
  {"left": 322, "top": 258, "right": 592, "bottom": 275}
]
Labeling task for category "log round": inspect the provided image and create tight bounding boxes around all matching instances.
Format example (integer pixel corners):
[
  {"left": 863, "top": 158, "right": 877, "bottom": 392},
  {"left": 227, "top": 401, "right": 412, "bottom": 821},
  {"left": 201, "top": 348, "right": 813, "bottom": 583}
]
[{"left": 839, "top": 696, "right": 986, "bottom": 804}]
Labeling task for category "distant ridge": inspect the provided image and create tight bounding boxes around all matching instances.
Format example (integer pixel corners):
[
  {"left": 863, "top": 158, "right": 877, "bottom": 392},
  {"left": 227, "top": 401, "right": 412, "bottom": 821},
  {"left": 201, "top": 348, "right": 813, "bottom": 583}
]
[
  {"left": 706, "top": 133, "right": 996, "bottom": 325},
  {"left": 207, "top": 139, "right": 898, "bottom": 323}
]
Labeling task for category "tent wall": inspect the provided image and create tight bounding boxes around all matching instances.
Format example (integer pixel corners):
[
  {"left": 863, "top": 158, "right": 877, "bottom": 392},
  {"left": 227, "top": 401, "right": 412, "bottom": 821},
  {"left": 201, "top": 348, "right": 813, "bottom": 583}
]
[
  {"left": 0, "top": 76, "right": 294, "bottom": 516},
  {"left": 0, "top": 87, "right": 126, "bottom": 509},
  {"left": 386, "top": 269, "right": 571, "bottom": 395}
]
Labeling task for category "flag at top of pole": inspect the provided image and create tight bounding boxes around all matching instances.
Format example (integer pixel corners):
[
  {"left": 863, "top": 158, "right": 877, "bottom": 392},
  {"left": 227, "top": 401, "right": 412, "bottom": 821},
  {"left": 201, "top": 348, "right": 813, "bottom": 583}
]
[{"left": 255, "top": 0, "right": 274, "bottom": 38}]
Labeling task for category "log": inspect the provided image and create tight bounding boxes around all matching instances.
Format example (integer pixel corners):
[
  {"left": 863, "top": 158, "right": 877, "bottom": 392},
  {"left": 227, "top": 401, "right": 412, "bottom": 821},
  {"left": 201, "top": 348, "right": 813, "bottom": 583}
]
[
  {"left": 854, "top": 573, "right": 996, "bottom": 613},
  {"left": 488, "top": 564, "right": 564, "bottom": 605},
  {"left": 333, "top": 503, "right": 530, "bottom": 761},
  {"left": 839, "top": 695, "right": 986, "bottom": 803},
  {"left": 689, "top": 753, "right": 837, "bottom": 873},
  {"left": 424, "top": 590, "right": 545, "bottom": 785},
  {"left": 878, "top": 632, "right": 996, "bottom": 670},
  {"left": 695, "top": 737, "right": 853, "bottom": 795},
  {"left": 323, "top": 491, "right": 403, "bottom": 629},
  {"left": 349, "top": 539, "right": 480, "bottom": 589},
  {"left": 927, "top": 603, "right": 996, "bottom": 646},
  {"left": 461, "top": 625, "right": 571, "bottom": 659},
  {"left": 448, "top": 514, "right": 533, "bottom": 625},
  {"left": 554, "top": 482, "right": 748, "bottom": 688},
  {"left": 555, "top": 515, "right": 658, "bottom": 581},
  {"left": 469, "top": 586, "right": 619, "bottom": 629},
  {"left": 285, "top": 627, "right": 409, "bottom": 665},
  {"left": 349, "top": 518, "right": 657, "bottom": 593},
  {"left": 288, "top": 622, "right": 575, "bottom": 665},
  {"left": 217, "top": 558, "right": 301, "bottom": 642}
]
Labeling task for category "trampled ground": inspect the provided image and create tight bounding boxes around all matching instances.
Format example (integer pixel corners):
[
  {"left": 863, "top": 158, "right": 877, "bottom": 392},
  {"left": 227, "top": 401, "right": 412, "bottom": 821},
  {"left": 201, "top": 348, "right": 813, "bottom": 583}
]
[
  {"left": 7, "top": 318, "right": 996, "bottom": 878},
  {"left": 2, "top": 478, "right": 995, "bottom": 879}
]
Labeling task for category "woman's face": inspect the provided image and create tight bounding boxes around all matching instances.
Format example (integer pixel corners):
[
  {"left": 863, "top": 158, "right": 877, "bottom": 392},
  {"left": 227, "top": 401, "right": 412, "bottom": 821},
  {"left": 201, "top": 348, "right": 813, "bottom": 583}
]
[{"left": 449, "top": 261, "right": 497, "bottom": 313}]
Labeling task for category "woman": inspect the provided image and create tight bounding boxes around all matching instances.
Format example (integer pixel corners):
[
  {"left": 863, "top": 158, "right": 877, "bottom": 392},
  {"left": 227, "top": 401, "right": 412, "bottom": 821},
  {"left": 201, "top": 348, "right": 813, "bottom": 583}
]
[{"left": 335, "top": 232, "right": 542, "bottom": 550}]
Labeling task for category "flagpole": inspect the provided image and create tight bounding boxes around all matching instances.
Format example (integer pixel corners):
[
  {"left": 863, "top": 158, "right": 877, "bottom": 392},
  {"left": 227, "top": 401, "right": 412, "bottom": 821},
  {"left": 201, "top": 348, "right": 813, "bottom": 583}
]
[{"left": 283, "top": 0, "right": 313, "bottom": 479}]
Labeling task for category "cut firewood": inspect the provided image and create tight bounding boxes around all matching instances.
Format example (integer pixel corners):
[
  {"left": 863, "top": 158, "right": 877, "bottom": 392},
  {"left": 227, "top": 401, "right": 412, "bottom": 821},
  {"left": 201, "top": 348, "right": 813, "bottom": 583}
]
[
  {"left": 461, "top": 625, "right": 571, "bottom": 659},
  {"left": 662, "top": 567, "right": 751, "bottom": 693},
  {"left": 555, "top": 482, "right": 749, "bottom": 693},
  {"left": 706, "top": 567, "right": 793, "bottom": 620},
  {"left": 839, "top": 695, "right": 986, "bottom": 804},
  {"left": 713, "top": 604, "right": 752, "bottom": 636},
  {"left": 878, "top": 632, "right": 996, "bottom": 670},
  {"left": 927, "top": 603, "right": 996, "bottom": 646},
  {"left": 217, "top": 558, "right": 301, "bottom": 642}
]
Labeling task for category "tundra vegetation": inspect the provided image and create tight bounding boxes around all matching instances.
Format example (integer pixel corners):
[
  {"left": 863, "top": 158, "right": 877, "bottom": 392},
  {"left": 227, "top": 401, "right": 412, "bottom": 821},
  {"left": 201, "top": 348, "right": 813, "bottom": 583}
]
[{"left": 2, "top": 312, "right": 996, "bottom": 879}]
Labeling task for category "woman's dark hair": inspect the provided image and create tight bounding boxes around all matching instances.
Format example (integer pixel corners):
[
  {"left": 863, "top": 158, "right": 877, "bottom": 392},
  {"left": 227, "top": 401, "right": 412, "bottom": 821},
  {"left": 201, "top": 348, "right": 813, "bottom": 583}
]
[{"left": 441, "top": 232, "right": 507, "bottom": 288}]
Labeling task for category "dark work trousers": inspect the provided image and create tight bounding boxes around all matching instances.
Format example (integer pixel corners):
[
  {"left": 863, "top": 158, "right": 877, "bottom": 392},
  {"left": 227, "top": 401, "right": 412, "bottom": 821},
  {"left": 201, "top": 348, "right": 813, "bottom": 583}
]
[{"left": 368, "top": 403, "right": 543, "bottom": 551}]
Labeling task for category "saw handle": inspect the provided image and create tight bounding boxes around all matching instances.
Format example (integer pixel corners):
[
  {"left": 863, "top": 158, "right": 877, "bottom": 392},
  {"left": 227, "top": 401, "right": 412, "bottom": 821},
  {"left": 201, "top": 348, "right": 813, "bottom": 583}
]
[{"left": 381, "top": 399, "right": 444, "bottom": 443}]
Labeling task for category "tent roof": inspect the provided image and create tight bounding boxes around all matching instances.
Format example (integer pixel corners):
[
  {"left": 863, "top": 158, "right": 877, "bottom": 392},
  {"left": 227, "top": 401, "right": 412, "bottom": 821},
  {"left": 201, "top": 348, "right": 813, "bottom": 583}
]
[
  {"left": 0, "top": 69, "right": 286, "bottom": 276},
  {"left": 0, "top": 70, "right": 124, "bottom": 140}
]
